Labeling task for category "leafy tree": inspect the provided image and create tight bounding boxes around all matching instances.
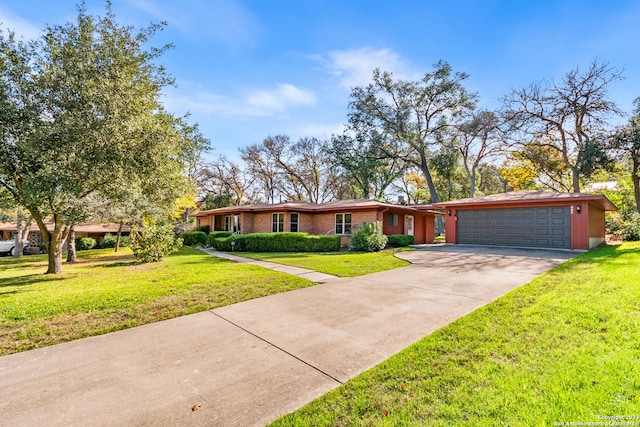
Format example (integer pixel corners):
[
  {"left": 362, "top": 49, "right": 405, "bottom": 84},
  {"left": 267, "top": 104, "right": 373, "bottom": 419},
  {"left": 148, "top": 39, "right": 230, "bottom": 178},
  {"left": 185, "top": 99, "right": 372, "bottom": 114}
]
[
  {"left": 348, "top": 62, "right": 476, "bottom": 233},
  {"left": 610, "top": 98, "right": 640, "bottom": 213},
  {"left": 0, "top": 4, "right": 205, "bottom": 273},
  {"left": 503, "top": 59, "right": 623, "bottom": 192},
  {"left": 200, "top": 192, "right": 234, "bottom": 210}
]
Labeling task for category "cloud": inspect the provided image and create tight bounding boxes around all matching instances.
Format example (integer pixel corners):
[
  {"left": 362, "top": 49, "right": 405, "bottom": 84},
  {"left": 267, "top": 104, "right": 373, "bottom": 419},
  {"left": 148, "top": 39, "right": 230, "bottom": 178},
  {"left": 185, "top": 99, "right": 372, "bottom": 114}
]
[
  {"left": 247, "top": 84, "right": 316, "bottom": 112},
  {"left": 0, "top": 6, "right": 41, "bottom": 40},
  {"left": 316, "top": 47, "right": 413, "bottom": 90},
  {"left": 163, "top": 82, "right": 316, "bottom": 119}
]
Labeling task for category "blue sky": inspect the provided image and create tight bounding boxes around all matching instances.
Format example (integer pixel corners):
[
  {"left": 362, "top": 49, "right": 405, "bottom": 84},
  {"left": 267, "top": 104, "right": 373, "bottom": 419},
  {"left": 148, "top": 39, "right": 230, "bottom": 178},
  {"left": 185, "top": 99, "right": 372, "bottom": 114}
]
[{"left": 2, "top": 1, "right": 639, "bottom": 160}]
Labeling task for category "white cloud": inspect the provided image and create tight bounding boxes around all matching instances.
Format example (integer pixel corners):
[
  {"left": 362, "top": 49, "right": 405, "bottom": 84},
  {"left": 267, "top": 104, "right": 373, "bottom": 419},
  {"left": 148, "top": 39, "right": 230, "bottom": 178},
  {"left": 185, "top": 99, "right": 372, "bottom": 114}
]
[
  {"left": 0, "top": 6, "right": 41, "bottom": 40},
  {"left": 247, "top": 84, "right": 316, "bottom": 112},
  {"left": 163, "top": 82, "right": 316, "bottom": 119},
  {"left": 316, "top": 47, "right": 413, "bottom": 90}
]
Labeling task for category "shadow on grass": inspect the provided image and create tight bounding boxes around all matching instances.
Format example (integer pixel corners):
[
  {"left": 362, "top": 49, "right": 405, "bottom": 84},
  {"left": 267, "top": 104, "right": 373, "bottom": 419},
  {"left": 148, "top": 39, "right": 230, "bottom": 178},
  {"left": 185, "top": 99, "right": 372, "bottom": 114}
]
[{"left": 0, "top": 273, "right": 66, "bottom": 290}]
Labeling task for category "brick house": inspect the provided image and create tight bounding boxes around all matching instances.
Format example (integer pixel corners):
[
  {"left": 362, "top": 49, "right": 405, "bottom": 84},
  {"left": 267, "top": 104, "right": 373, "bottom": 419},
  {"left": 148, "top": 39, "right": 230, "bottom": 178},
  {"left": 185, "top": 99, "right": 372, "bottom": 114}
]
[{"left": 194, "top": 199, "right": 441, "bottom": 245}]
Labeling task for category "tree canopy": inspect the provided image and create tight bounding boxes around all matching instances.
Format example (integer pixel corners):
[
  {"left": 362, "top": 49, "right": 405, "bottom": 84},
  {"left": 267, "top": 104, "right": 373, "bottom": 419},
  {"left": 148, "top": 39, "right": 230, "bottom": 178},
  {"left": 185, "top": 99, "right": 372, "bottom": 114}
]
[{"left": 0, "top": 3, "right": 208, "bottom": 273}]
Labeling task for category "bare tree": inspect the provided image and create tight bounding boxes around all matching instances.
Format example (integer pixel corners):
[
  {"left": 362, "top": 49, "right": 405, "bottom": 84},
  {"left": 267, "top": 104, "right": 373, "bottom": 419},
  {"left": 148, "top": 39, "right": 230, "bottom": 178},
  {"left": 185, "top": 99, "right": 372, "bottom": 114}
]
[
  {"left": 503, "top": 59, "right": 623, "bottom": 192},
  {"left": 455, "top": 109, "right": 505, "bottom": 197},
  {"left": 198, "top": 156, "right": 257, "bottom": 205}
]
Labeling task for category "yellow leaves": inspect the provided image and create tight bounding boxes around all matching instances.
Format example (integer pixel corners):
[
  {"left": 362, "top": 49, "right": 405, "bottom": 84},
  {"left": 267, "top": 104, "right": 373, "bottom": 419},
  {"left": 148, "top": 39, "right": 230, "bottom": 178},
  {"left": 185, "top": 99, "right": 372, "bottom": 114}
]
[{"left": 170, "top": 192, "right": 198, "bottom": 219}]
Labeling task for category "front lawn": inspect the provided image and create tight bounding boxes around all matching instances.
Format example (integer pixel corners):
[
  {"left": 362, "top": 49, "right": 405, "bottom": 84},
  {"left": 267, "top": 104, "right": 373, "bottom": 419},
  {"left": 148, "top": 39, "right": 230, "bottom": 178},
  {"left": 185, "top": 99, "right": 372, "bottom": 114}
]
[
  {"left": 271, "top": 242, "right": 640, "bottom": 426},
  {"left": 0, "top": 247, "right": 313, "bottom": 356},
  {"left": 239, "top": 248, "right": 412, "bottom": 277}
]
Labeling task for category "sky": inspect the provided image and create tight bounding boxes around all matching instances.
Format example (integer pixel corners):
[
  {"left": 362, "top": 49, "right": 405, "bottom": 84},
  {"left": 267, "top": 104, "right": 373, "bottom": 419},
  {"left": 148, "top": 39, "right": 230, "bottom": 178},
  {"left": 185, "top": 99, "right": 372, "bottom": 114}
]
[{"left": 1, "top": 0, "right": 639, "bottom": 161}]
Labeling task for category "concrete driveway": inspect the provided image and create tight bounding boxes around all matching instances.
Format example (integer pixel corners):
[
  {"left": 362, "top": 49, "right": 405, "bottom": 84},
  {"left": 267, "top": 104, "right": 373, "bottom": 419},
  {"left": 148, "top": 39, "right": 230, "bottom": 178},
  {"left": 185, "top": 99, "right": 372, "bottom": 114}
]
[{"left": 0, "top": 245, "right": 576, "bottom": 426}]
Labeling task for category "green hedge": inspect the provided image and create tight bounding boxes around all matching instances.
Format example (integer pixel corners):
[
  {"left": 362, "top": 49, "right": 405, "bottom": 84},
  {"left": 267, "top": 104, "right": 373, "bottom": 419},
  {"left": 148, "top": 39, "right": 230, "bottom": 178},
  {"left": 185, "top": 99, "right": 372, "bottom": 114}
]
[
  {"left": 387, "top": 234, "right": 415, "bottom": 247},
  {"left": 99, "top": 233, "right": 131, "bottom": 248},
  {"left": 182, "top": 231, "right": 208, "bottom": 246},
  {"left": 195, "top": 225, "right": 210, "bottom": 234},
  {"left": 209, "top": 232, "right": 340, "bottom": 252},
  {"left": 75, "top": 237, "right": 97, "bottom": 251}
]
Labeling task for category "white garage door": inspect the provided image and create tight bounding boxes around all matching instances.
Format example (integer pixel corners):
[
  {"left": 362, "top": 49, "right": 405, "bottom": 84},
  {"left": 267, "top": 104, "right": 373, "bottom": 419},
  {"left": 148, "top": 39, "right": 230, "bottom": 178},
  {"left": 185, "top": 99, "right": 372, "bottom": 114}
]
[{"left": 456, "top": 207, "right": 571, "bottom": 249}]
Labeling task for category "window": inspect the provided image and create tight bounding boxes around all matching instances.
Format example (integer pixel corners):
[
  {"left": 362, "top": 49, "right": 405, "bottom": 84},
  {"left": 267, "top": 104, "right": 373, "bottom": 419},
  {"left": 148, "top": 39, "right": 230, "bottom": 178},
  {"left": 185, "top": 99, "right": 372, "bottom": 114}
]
[
  {"left": 335, "top": 213, "right": 352, "bottom": 235},
  {"left": 388, "top": 213, "right": 399, "bottom": 227},
  {"left": 224, "top": 215, "right": 241, "bottom": 233},
  {"left": 290, "top": 213, "right": 299, "bottom": 232},
  {"left": 272, "top": 213, "right": 284, "bottom": 233}
]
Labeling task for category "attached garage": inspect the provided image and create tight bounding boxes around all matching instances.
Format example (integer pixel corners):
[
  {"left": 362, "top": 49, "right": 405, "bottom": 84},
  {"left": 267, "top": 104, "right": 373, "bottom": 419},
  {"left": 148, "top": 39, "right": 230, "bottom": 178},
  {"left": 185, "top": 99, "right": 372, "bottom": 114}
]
[{"left": 433, "top": 191, "right": 617, "bottom": 251}]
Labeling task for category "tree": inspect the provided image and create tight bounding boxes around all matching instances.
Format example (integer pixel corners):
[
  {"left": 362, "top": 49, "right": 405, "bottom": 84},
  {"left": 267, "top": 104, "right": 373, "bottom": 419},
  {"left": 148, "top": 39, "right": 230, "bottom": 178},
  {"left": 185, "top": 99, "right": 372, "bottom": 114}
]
[
  {"left": 0, "top": 4, "right": 205, "bottom": 273},
  {"left": 610, "top": 98, "right": 640, "bottom": 213},
  {"left": 503, "top": 59, "right": 623, "bottom": 192},
  {"left": 198, "top": 156, "right": 256, "bottom": 206},
  {"left": 331, "top": 120, "right": 408, "bottom": 200},
  {"left": 456, "top": 110, "right": 505, "bottom": 197},
  {"left": 242, "top": 135, "right": 342, "bottom": 203},
  {"left": 348, "top": 62, "right": 476, "bottom": 232}
]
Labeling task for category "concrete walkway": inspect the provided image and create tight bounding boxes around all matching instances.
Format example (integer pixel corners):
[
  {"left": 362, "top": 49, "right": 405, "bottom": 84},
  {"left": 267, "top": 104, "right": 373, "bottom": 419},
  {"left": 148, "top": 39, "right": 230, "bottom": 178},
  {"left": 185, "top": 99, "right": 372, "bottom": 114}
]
[
  {"left": 0, "top": 246, "right": 576, "bottom": 426},
  {"left": 198, "top": 248, "right": 339, "bottom": 283}
]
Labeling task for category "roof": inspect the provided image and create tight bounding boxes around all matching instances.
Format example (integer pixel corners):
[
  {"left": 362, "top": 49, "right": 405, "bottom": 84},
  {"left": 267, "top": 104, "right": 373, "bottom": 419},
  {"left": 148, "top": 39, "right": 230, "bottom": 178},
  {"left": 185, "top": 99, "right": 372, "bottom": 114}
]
[
  {"left": 430, "top": 190, "right": 617, "bottom": 211},
  {"left": 195, "top": 199, "right": 443, "bottom": 217},
  {"left": 0, "top": 222, "right": 130, "bottom": 233}
]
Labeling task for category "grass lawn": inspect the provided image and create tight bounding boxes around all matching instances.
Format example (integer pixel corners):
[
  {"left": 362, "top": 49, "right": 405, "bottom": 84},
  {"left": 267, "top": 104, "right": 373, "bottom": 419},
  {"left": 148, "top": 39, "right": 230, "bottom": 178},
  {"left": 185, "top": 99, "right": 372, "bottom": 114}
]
[
  {"left": 0, "top": 246, "right": 313, "bottom": 356},
  {"left": 271, "top": 242, "right": 640, "bottom": 426},
  {"left": 239, "top": 248, "right": 412, "bottom": 277}
]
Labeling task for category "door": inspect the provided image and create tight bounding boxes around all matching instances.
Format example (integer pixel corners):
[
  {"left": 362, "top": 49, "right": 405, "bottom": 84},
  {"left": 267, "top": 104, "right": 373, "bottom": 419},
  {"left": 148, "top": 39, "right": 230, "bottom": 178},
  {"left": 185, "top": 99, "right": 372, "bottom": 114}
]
[
  {"left": 456, "top": 207, "right": 571, "bottom": 249},
  {"left": 405, "top": 215, "right": 414, "bottom": 236}
]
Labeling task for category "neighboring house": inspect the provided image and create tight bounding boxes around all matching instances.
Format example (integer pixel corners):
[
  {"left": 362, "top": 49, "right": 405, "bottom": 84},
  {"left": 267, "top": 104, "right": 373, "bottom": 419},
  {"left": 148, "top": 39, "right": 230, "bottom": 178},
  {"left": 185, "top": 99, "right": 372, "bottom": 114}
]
[
  {"left": 194, "top": 199, "right": 442, "bottom": 245},
  {"left": 430, "top": 190, "right": 617, "bottom": 251},
  {"left": 0, "top": 222, "right": 130, "bottom": 252}
]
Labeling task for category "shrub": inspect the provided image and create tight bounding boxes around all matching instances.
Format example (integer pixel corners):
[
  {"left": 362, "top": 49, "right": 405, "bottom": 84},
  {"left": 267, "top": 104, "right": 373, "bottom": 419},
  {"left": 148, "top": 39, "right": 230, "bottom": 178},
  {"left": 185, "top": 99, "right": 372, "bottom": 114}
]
[
  {"left": 99, "top": 233, "right": 117, "bottom": 248},
  {"left": 182, "top": 231, "right": 208, "bottom": 246},
  {"left": 130, "top": 223, "right": 182, "bottom": 263},
  {"left": 195, "top": 225, "right": 210, "bottom": 234},
  {"left": 210, "top": 231, "right": 233, "bottom": 239},
  {"left": 350, "top": 221, "right": 388, "bottom": 252},
  {"left": 622, "top": 213, "right": 640, "bottom": 241},
  {"left": 75, "top": 237, "right": 97, "bottom": 251},
  {"left": 100, "top": 233, "right": 131, "bottom": 249},
  {"left": 387, "top": 234, "right": 414, "bottom": 247},
  {"left": 208, "top": 232, "right": 340, "bottom": 252}
]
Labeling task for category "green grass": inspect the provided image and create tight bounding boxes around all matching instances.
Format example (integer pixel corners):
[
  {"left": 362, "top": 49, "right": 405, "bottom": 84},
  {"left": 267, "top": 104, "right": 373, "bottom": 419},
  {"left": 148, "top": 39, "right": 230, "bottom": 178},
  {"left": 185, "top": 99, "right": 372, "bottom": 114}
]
[
  {"left": 0, "top": 247, "right": 313, "bottom": 356},
  {"left": 238, "top": 248, "right": 412, "bottom": 277},
  {"left": 271, "top": 242, "right": 640, "bottom": 426}
]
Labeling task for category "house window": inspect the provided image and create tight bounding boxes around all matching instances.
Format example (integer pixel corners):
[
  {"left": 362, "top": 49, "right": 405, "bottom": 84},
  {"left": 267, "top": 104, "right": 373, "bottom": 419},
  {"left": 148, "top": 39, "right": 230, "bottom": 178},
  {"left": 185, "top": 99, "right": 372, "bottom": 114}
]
[
  {"left": 290, "top": 213, "right": 299, "bottom": 232},
  {"left": 335, "top": 213, "right": 352, "bottom": 235},
  {"left": 272, "top": 213, "right": 284, "bottom": 233},
  {"left": 225, "top": 215, "right": 241, "bottom": 233},
  {"left": 388, "top": 213, "right": 399, "bottom": 227}
]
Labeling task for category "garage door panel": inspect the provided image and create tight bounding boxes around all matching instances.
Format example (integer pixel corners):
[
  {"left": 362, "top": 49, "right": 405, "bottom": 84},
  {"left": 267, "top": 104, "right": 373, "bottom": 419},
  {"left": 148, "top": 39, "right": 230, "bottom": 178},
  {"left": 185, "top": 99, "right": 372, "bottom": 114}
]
[{"left": 457, "top": 207, "right": 570, "bottom": 249}]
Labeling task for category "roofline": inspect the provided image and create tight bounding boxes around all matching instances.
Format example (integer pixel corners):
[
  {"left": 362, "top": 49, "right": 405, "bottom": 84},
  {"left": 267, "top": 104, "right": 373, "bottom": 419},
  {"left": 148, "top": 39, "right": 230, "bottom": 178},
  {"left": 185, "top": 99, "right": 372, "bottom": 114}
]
[{"left": 432, "top": 194, "right": 617, "bottom": 211}]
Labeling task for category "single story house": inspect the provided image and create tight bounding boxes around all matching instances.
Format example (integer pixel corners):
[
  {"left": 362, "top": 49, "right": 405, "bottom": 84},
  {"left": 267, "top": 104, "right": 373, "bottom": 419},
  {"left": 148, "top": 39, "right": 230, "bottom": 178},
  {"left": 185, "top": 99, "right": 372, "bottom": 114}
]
[
  {"left": 194, "top": 199, "right": 442, "bottom": 245},
  {"left": 429, "top": 190, "right": 617, "bottom": 250},
  {"left": 0, "top": 222, "right": 130, "bottom": 251}
]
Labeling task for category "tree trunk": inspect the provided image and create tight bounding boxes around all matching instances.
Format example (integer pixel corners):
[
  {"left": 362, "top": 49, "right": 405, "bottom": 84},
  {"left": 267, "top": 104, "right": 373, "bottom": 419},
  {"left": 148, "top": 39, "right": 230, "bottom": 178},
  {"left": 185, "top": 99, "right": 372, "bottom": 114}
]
[
  {"left": 571, "top": 167, "right": 580, "bottom": 193},
  {"left": 66, "top": 226, "right": 76, "bottom": 263},
  {"left": 633, "top": 158, "right": 640, "bottom": 214},
  {"left": 468, "top": 174, "right": 476, "bottom": 198},
  {"left": 115, "top": 222, "right": 123, "bottom": 253},
  {"left": 13, "top": 213, "right": 23, "bottom": 259},
  {"left": 417, "top": 156, "right": 444, "bottom": 235},
  {"left": 46, "top": 232, "right": 64, "bottom": 274}
]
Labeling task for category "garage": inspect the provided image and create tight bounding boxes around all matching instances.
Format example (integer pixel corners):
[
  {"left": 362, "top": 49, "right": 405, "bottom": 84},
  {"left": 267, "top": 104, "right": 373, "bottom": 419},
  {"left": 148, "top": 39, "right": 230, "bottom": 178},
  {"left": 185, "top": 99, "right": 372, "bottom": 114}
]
[
  {"left": 456, "top": 207, "right": 570, "bottom": 249},
  {"left": 433, "top": 190, "right": 617, "bottom": 251}
]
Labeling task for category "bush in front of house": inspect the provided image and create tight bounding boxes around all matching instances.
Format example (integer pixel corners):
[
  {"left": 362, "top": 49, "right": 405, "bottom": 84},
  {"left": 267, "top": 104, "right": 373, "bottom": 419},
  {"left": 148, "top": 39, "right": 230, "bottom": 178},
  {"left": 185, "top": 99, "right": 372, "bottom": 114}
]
[
  {"left": 75, "top": 237, "right": 97, "bottom": 251},
  {"left": 621, "top": 213, "right": 640, "bottom": 241},
  {"left": 130, "top": 223, "right": 182, "bottom": 263},
  {"left": 182, "top": 231, "right": 208, "bottom": 247},
  {"left": 195, "top": 225, "right": 210, "bottom": 234},
  {"left": 100, "top": 233, "right": 131, "bottom": 248},
  {"left": 350, "top": 221, "right": 388, "bottom": 252},
  {"left": 387, "top": 234, "right": 414, "bottom": 247},
  {"left": 209, "top": 231, "right": 233, "bottom": 239},
  {"left": 208, "top": 232, "right": 340, "bottom": 252}
]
